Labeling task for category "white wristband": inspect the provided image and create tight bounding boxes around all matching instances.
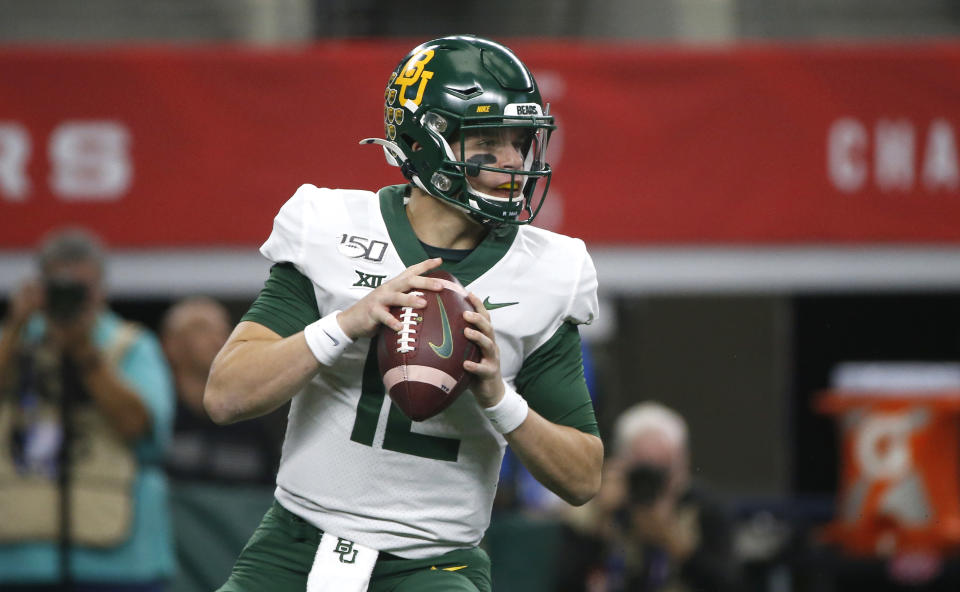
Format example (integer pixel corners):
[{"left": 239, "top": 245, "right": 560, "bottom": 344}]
[
  {"left": 482, "top": 383, "right": 529, "bottom": 434},
  {"left": 303, "top": 310, "right": 354, "bottom": 367}
]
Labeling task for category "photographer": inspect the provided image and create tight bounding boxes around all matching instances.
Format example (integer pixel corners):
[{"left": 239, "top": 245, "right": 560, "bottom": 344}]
[
  {"left": 0, "top": 228, "right": 175, "bottom": 591},
  {"left": 573, "top": 402, "right": 740, "bottom": 592}
]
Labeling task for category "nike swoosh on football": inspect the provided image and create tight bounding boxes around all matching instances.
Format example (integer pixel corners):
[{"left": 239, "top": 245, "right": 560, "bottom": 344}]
[
  {"left": 429, "top": 295, "right": 454, "bottom": 359},
  {"left": 482, "top": 297, "right": 519, "bottom": 310},
  {"left": 322, "top": 330, "right": 340, "bottom": 346}
]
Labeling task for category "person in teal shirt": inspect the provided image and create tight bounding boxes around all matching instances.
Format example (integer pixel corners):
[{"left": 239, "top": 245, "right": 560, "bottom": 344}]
[{"left": 0, "top": 228, "right": 175, "bottom": 591}]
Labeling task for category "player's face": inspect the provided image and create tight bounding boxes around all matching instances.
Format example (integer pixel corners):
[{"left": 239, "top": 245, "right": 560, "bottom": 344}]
[{"left": 456, "top": 127, "right": 528, "bottom": 200}]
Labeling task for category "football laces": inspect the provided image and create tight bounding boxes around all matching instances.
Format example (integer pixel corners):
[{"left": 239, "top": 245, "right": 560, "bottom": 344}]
[{"left": 396, "top": 291, "right": 423, "bottom": 353}]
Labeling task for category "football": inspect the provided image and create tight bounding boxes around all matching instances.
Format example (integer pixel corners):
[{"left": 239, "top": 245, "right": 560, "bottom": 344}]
[{"left": 377, "top": 270, "right": 481, "bottom": 421}]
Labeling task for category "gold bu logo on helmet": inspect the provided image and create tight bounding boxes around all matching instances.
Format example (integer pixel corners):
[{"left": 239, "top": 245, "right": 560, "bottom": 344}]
[{"left": 393, "top": 50, "right": 435, "bottom": 107}]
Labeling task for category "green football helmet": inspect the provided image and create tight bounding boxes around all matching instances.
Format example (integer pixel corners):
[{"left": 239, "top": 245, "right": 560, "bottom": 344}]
[{"left": 361, "top": 35, "right": 556, "bottom": 225}]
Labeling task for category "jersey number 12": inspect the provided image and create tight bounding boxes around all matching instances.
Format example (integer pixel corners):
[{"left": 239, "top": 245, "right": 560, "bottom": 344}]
[{"left": 349, "top": 338, "right": 461, "bottom": 461}]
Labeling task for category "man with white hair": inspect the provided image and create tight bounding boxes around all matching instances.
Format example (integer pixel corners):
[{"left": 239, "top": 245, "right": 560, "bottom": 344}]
[
  {"left": 580, "top": 402, "right": 740, "bottom": 592},
  {"left": 612, "top": 402, "right": 691, "bottom": 504}
]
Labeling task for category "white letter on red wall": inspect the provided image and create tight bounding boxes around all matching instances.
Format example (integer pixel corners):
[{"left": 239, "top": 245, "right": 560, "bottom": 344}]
[
  {"left": 874, "top": 119, "right": 915, "bottom": 192},
  {"left": 828, "top": 118, "right": 868, "bottom": 193},
  {"left": 0, "top": 123, "right": 31, "bottom": 201},
  {"left": 49, "top": 121, "right": 131, "bottom": 200},
  {"left": 922, "top": 118, "right": 959, "bottom": 191}
]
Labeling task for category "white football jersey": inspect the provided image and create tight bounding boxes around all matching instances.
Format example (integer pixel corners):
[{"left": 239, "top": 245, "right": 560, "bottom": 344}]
[{"left": 259, "top": 184, "right": 598, "bottom": 558}]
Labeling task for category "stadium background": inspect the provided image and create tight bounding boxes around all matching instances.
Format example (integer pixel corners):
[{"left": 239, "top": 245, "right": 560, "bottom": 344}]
[{"left": 2, "top": 1, "right": 960, "bottom": 590}]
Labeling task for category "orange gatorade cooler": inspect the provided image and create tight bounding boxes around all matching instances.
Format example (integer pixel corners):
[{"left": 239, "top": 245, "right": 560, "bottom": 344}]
[{"left": 815, "top": 362, "right": 960, "bottom": 557}]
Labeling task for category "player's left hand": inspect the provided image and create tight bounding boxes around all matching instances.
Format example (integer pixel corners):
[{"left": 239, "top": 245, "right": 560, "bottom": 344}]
[{"left": 462, "top": 292, "right": 505, "bottom": 408}]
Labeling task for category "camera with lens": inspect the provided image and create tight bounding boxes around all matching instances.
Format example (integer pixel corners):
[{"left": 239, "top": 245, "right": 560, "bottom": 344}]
[
  {"left": 626, "top": 463, "right": 669, "bottom": 507},
  {"left": 44, "top": 277, "right": 89, "bottom": 323}
]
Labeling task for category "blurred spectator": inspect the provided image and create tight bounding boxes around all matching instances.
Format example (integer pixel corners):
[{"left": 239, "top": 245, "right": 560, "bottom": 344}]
[
  {"left": 566, "top": 401, "right": 740, "bottom": 592},
  {"left": 0, "top": 228, "right": 175, "bottom": 591},
  {"left": 160, "top": 296, "right": 283, "bottom": 485}
]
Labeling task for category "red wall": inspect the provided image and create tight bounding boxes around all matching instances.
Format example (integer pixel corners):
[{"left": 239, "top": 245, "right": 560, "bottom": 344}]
[{"left": 2, "top": 42, "right": 959, "bottom": 247}]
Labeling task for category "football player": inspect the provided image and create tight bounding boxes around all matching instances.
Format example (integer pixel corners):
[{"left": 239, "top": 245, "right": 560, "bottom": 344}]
[{"left": 205, "top": 35, "right": 602, "bottom": 592}]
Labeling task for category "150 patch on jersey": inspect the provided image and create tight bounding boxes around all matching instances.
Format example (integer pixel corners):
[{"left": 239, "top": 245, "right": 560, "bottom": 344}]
[{"left": 338, "top": 234, "right": 388, "bottom": 262}]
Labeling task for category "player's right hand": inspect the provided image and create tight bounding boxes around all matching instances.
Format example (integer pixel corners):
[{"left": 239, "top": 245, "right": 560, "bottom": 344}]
[{"left": 336, "top": 258, "right": 444, "bottom": 340}]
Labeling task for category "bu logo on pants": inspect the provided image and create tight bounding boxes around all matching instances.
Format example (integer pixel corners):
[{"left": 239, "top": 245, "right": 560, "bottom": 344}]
[{"left": 335, "top": 538, "right": 358, "bottom": 563}]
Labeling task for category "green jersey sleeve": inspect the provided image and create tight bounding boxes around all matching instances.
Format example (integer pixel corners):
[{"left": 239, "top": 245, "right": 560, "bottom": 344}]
[
  {"left": 515, "top": 322, "right": 600, "bottom": 438},
  {"left": 241, "top": 263, "right": 320, "bottom": 338}
]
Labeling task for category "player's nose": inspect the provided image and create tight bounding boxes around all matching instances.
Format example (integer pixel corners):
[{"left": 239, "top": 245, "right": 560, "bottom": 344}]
[{"left": 499, "top": 143, "right": 524, "bottom": 170}]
